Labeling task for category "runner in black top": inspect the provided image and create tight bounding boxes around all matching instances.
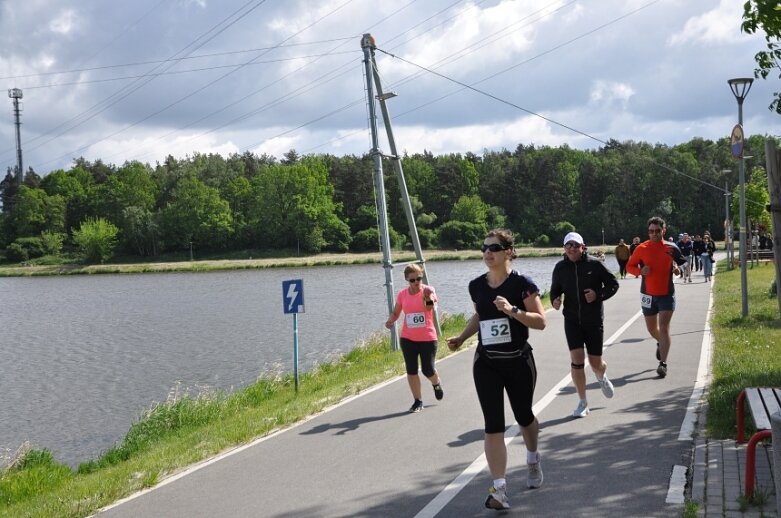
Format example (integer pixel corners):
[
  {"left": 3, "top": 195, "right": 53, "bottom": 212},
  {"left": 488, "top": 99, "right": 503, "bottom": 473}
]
[
  {"left": 447, "top": 229, "right": 546, "bottom": 510},
  {"left": 550, "top": 232, "right": 619, "bottom": 418}
]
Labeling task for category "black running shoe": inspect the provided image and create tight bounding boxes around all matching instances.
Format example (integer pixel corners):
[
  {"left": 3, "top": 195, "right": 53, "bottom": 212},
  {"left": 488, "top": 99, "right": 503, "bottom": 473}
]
[
  {"left": 657, "top": 362, "right": 667, "bottom": 378},
  {"left": 409, "top": 399, "right": 423, "bottom": 412},
  {"left": 433, "top": 383, "right": 444, "bottom": 401},
  {"left": 656, "top": 343, "right": 661, "bottom": 361}
]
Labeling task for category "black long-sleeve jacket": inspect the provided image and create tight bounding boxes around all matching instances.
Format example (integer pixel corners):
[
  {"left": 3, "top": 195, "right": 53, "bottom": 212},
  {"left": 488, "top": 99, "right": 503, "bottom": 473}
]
[{"left": 549, "top": 253, "right": 619, "bottom": 325}]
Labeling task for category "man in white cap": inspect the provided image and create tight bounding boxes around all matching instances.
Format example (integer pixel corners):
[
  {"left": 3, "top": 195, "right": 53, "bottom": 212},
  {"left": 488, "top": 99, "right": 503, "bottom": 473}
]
[{"left": 550, "top": 232, "right": 619, "bottom": 417}]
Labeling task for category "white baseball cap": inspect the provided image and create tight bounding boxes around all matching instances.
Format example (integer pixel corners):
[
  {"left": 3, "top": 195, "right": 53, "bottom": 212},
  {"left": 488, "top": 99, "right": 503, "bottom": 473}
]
[{"left": 563, "top": 232, "right": 584, "bottom": 246}]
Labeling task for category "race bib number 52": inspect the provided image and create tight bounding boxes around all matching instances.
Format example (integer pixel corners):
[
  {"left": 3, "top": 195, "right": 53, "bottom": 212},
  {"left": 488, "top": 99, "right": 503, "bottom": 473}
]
[{"left": 479, "top": 317, "right": 512, "bottom": 346}]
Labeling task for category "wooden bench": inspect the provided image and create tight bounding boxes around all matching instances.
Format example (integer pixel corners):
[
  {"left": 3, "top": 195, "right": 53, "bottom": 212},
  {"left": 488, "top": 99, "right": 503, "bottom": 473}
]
[{"left": 736, "top": 387, "right": 781, "bottom": 497}]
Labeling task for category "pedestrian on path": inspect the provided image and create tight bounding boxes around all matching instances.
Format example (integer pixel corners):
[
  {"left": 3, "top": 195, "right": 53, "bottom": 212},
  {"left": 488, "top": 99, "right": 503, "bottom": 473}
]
[
  {"left": 626, "top": 216, "right": 686, "bottom": 378},
  {"left": 446, "top": 228, "right": 546, "bottom": 510},
  {"left": 385, "top": 263, "right": 443, "bottom": 413},
  {"left": 550, "top": 232, "right": 619, "bottom": 418},
  {"left": 614, "top": 238, "right": 631, "bottom": 279},
  {"left": 701, "top": 234, "right": 716, "bottom": 282}
]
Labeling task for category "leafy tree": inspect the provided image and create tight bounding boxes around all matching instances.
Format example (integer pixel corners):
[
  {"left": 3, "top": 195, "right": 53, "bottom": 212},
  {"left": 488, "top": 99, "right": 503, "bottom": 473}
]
[
  {"left": 72, "top": 217, "right": 119, "bottom": 263},
  {"left": 7, "top": 237, "right": 46, "bottom": 262},
  {"left": 282, "top": 149, "right": 300, "bottom": 164},
  {"left": 350, "top": 228, "right": 381, "bottom": 252},
  {"left": 437, "top": 221, "right": 485, "bottom": 250},
  {"left": 0, "top": 167, "right": 18, "bottom": 213},
  {"left": 121, "top": 206, "right": 159, "bottom": 256},
  {"left": 40, "top": 231, "right": 66, "bottom": 256},
  {"left": 349, "top": 226, "right": 403, "bottom": 252},
  {"left": 742, "top": 0, "right": 781, "bottom": 113},
  {"left": 94, "top": 161, "right": 158, "bottom": 226},
  {"left": 450, "top": 195, "right": 488, "bottom": 227},
  {"left": 159, "top": 176, "right": 233, "bottom": 251},
  {"left": 40, "top": 168, "right": 93, "bottom": 233},
  {"left": 247, "top": 157, "right": 347, "bottom": 253},
  {"left": 9, "top": 186, "right": 66, "bottom": 237}
]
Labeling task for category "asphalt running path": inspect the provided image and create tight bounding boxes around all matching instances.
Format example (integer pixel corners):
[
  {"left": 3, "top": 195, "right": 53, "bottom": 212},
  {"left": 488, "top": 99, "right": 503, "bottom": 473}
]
[{"left": 95, "top": 263, "right": 717, "bottom": 518}]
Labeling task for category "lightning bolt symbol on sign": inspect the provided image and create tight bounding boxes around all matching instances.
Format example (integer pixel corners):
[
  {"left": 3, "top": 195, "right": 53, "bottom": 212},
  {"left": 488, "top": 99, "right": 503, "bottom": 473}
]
[{"left": 286, "top": 283, "right": 299, "bottom": 311}]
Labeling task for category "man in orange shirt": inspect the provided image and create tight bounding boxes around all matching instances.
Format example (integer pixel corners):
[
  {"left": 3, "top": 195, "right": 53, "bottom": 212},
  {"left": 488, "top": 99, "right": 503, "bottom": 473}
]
[{"left": 626, "top": 216, "right": 686, "bottom": 378}]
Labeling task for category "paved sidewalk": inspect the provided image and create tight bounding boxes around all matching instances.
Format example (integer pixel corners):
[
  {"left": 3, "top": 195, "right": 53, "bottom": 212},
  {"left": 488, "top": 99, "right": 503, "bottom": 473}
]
[{"left": 691, "top": 404, "right": 777, "bottom": 517}]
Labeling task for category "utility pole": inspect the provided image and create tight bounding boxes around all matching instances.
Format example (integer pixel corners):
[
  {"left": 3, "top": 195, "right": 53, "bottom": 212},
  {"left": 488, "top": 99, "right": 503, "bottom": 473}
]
[
  {"left": 361, "top": 34, "right": 398, "bottom": 351},
  {"left": 8, "top": 88, "right": 23, "bottom": 187},
  {"left": 361, "top": 33, "right": 440, "bottom": 349}
]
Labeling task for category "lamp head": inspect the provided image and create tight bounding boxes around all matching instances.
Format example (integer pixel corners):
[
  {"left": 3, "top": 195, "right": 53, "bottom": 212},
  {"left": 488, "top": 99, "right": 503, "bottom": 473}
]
[{"left": 728, "top": 78, "right": 754, "bottom": 102}]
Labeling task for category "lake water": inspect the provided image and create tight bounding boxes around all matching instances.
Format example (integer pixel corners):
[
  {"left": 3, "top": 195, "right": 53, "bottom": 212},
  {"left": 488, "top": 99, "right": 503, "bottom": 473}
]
[{"left": 0, "top": 255, "right": 617, "bottom": 466}]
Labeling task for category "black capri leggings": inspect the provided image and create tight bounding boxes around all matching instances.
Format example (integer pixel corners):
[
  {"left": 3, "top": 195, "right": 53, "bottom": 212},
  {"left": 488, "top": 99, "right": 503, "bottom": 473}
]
[
  {"left": 473, "top": 350, "right": 537, "bottom": 433},
  {"left": 400, "top": 338, "right": 438, "bottom": 377}
]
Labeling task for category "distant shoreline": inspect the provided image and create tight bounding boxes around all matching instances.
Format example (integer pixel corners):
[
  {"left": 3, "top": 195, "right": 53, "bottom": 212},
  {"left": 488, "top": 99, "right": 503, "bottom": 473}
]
[{"left": 0, "top": 246, "right": 612, "bottom": 277}]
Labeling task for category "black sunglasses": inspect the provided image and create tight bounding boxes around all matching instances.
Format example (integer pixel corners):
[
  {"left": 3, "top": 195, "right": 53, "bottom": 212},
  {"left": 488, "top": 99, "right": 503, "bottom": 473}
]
[
  {"left": 481, "top": 243, "right": 508, "bottom": 253},
  {"left": 648, "top": 228, "right": 663, "bottom": 234},
  {"left": 407, "top": 277, "right": 422, "bottom": 283}
]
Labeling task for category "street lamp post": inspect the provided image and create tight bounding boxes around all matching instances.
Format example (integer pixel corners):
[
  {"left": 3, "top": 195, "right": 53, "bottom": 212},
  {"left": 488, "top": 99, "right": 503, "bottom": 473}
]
[
  {"left": 728, "top": 77, "right": 753, "bottom": 317},
  {"left": 601, "top": 228, "right": 605, "bottom": 246}
]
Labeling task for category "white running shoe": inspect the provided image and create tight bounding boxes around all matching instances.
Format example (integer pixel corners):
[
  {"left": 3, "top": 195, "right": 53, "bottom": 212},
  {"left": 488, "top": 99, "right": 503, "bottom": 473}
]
[
  {"left": 598, "top": 376, "right": 614, "bottom": 398},
  {"left": 527, "top": 456, "right": 543, "bottom": 489},
  {"left": 572, "top": 400, "right": 590, "bottom": 418},
  {"left": 485, "top": 484, "right": 510, "bottom": 509}
]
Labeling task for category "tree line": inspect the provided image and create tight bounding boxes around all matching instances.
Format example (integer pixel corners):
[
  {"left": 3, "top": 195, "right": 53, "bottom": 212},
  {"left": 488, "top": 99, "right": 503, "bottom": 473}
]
[{"left": 0, "top": 135, "right": 776, "bottom": 264}]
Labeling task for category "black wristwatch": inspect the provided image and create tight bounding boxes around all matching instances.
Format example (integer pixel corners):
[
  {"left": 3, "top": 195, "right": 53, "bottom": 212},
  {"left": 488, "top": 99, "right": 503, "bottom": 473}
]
[{"left": 511, "top": 306, "right": 520, "bottom": 314}]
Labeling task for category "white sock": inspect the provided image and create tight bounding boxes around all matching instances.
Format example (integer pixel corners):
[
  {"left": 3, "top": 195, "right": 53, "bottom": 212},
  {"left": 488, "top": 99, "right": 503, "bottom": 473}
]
[
  {"left": 493, "top": 478, "right": 506, "bottom": 489},
  {"left": 526, "top": 451, "right": 539, "bottom": 464}
]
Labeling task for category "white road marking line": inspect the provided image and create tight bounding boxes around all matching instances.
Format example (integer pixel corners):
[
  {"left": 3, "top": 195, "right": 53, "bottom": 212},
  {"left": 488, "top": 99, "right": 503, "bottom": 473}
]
[
  {"left": 678, "top": 277, "right": 715, "bottom": 441},
  {"left": 666, "top": 464, "right": 688, "bottom": 504}
]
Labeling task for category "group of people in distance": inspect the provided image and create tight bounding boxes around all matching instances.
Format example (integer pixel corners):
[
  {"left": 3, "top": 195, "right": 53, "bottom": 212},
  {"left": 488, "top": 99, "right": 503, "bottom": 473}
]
[{"left": 384, "top": 216, "right": 691, "bottom": 510}]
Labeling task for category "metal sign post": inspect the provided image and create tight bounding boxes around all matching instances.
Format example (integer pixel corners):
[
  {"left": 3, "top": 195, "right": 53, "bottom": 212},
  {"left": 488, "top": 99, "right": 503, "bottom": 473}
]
[{"left": 282, "top": 279, "right": 305, "bottom": 392}]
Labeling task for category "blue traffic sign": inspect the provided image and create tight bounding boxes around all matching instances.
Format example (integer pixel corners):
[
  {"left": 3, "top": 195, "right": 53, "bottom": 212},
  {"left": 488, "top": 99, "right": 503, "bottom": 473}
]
[{"left": 282, "top": 279, "right": 305, "bottom": 314}]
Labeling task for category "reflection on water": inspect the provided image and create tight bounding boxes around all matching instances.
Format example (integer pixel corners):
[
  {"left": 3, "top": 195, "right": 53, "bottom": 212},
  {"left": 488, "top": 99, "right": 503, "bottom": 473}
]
[{"left": 0, "top": 255, "right": 617, "bottom": 466}]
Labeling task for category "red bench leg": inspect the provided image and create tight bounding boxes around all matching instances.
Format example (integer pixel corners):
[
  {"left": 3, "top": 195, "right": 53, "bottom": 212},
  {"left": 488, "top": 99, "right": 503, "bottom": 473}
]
[
  {"left": 745, "top": 430, "right": 772, "bottom": 498},
  {"left": 736, "top": 389, "right": 747, "bottom": 443}
]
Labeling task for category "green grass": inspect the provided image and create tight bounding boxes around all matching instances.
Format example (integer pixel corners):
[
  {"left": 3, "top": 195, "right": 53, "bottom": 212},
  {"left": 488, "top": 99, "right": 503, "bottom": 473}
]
[
  {"left": 707, "top": 261, "right": 781, "bottom": 438},
  {"left": 0, "top": 314, "right": 468, "bottom": 517}
]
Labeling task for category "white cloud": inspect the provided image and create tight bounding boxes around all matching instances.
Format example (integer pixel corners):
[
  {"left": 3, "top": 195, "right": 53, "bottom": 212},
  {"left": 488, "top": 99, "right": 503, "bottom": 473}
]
[
  {"left": 589, "top": 80, "right": 635, "bottom": 107},
  {"left": 668, "top": 0, "right": 740, "bottom": 46},
  {"left": 48, "top": 9, "right": 78, "bottom": 35}
]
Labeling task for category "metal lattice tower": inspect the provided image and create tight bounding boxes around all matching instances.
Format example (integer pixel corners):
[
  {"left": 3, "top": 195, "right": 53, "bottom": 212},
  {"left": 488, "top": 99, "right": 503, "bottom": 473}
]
[{"left": 8, "top": 88, "right": 23, "bottom": 187}]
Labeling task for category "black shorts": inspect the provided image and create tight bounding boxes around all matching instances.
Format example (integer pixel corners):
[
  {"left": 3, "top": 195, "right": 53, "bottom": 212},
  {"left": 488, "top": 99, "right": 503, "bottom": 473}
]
[{"left": 563, "top": 319, "right": 604, "bottom": 357}]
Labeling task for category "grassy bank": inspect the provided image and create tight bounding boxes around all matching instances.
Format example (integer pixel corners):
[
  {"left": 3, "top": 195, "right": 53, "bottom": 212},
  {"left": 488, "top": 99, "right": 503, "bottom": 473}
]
[
  {"left": 0, "top": 246, "right": 601, "bottom": 277},
  {"left": 707, "top": 261, "right": 781, "bottom": 438},
  {"left": 0, "top": 315, "right": 468, "bottom": 517}
]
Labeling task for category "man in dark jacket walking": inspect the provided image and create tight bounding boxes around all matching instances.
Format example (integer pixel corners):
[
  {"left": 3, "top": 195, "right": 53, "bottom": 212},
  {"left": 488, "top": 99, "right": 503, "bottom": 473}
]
[{"left": 550, "top": 232, "right": 620, "bottom": 418}]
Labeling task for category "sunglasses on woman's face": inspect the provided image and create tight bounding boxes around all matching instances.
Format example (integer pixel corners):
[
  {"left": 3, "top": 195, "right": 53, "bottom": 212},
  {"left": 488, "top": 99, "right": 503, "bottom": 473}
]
[
  {"left": 481, "top": 243, "right": 507, "bottom": 253},
  {"left": 407, "top": 277, "right": 422, "bottom": 283}
]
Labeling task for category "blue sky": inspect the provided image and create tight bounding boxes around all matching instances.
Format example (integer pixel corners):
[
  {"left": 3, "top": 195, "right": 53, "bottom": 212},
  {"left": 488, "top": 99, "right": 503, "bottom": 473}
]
[{"left": 0, "top": 0, "right": 777, "bottom": 175}]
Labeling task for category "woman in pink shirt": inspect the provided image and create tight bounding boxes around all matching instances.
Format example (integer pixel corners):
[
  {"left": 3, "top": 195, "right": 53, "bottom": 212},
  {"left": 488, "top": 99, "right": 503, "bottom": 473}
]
[{"left": 385, "top": 264, "right": 443, "bottom": 412}]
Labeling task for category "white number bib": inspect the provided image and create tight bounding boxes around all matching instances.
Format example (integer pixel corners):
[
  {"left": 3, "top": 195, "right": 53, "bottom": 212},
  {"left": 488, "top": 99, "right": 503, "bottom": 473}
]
[
  {"left": 641, "top": 294, "right": 652, "bottom": 309},
  {"left": 406, "top": 312, "right": 426, "bottom": 328},
  {"left": 479, "top": 317, "right": 512, "bottom": 346}
]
